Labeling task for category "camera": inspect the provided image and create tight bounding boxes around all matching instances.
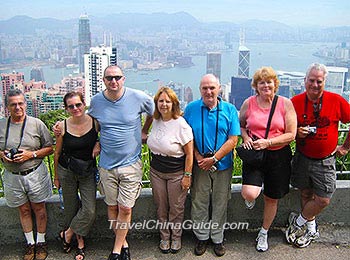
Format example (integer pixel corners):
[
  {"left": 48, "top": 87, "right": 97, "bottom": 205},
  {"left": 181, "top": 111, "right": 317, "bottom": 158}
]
[
  {"left": 6, "top": 148, "right": 22, "bottom": 160},
  {"left": 308, "top": 126, "right": 317, "bottom": 135},
  {"left": 203, "top": 152, "right": 215, "bottom": 158},
  {"left": 203, "top": 152, "right": 217, "bottom": 172}
]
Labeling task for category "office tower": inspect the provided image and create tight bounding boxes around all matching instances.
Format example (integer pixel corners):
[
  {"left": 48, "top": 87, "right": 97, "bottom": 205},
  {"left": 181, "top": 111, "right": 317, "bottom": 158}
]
[
  {"left": 277, "top": 71, "right": 305, "bottom": 98},
  {"left": 84, "top": 45, "right": 115, "bottom": 105},
  {"left": 206, "top": 52, "right": 221, "bottom": 81},
  {"left": 78, "top": 14, "right": 91, "bottom": 73},
  {"left": 30, "top": 67, "right": 45, "bottom": 82},
  {"left": 326, "top": 66, "right": 348, "bottom": 100},
  {"left": 230, "top": 76, "right": 253, "bottom": 110},
  {"left": 238, "top": 30, "right": 250, "bottom": 78}
]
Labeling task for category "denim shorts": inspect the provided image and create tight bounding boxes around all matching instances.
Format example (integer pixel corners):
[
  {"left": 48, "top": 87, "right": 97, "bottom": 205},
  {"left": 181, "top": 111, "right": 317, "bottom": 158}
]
[
  {"left": 98, "top": 160, "right": 143, "bottom": 208},
  {"left": 291, "top": 152, "right": 336, "bottom": 198},
  {"left": 3, "top": 162, "right": 53, "bottom": 207}
]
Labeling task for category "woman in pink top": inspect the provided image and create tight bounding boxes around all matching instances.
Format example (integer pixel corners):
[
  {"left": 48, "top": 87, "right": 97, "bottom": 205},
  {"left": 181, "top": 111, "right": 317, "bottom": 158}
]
[{"left": 239, "top": 67, "right": 297, "bottom": 252}]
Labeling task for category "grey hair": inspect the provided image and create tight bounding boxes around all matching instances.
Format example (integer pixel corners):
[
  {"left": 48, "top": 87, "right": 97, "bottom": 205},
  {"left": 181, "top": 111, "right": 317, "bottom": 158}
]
[
  {"left": 5, "top": 89, "right": 26, "bottom": 106},
  {"left": 305, "top": 63, "right": 328, "bottom": 80}
]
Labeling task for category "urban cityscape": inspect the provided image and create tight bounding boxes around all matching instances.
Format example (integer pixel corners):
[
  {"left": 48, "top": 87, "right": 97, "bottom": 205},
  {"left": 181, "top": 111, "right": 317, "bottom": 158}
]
[{"left": 0, "top": 11, "right": 350, "bottom": 118}]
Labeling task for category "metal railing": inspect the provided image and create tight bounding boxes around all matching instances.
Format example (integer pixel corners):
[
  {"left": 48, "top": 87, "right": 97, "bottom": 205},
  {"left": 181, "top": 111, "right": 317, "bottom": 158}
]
[{"left": 0, "top": 129, "right": 349, "bottom": 193}]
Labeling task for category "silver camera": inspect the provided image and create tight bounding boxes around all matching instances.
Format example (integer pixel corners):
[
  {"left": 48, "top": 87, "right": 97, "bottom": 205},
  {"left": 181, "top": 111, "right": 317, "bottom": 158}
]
[{"left": 308, "top": 126, "right": 317, "bottom": 134}]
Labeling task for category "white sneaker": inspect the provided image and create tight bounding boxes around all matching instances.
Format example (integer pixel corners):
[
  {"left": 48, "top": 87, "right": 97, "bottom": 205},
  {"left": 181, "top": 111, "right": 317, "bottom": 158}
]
[
  {"left": 256, "top": 231, "right": 268, "bottom": 252},
  {"left": 244, "top": 199, "right": 256, "bottom": 210},
  {"left": 285, "top": 214, "right": 306, "bottom": 244},
  {"left": 288, "top": 212, "right": 298, "bottom": 226},
  {"left": 294, "top": 230, "right": 320, "bottom": 248}
]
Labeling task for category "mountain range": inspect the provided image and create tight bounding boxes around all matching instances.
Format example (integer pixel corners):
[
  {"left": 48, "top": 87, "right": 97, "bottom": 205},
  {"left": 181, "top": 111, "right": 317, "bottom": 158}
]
[{"left": 0, "top": 12, "right": 349, "bottom": 42}]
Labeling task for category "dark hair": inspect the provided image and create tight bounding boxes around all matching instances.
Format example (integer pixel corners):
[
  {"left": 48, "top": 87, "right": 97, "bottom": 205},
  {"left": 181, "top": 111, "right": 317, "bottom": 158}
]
[
  {"left": 153, "top": 87, "right": 182, "bottom": 120},
  {"left": 103, "top": 65, "right": 123, "bottom": 77},
  {"left": 63, "top": 91, "right": 85, "bottom": 107},
  {"left": 5, "top": 89, "right": 26, "bottom": 106}
]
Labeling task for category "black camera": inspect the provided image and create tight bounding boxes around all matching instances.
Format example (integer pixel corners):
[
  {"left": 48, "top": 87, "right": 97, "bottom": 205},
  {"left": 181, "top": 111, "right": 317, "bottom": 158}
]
[
  {"left": 6, "top": 148, "right": 22, "bottom": 159},
  {"left": 203, "top": 152, "right": 217, "bottom": 172},
  {"left": 203, "top": 152, "right": 215, "bottom": 158}
]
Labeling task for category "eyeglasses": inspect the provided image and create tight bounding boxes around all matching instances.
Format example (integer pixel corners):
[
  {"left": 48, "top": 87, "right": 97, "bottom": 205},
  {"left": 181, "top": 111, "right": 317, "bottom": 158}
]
[
  {"left": 67, "top": 103, "right": 83, "bottom": 109},
  {"left": 105, "top": 75, "right": 123, "bottom": 81},
  {"left": 9, "top": 102, "right": 25, "bottom": 108}
]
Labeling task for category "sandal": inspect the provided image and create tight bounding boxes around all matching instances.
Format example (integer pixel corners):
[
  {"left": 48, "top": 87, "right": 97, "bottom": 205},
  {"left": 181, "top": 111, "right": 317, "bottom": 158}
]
[
  {"left": 59, "top": 230, "right": 72, "bottom": 253},
  {"left": 75, "top": 247, "right": 85, "bottom": 260}
]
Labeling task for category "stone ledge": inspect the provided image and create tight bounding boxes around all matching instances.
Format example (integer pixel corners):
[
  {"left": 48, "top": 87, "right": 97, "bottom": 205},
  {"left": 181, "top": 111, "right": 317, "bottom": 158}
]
[{"left": 0, "top": 180, "right": 349, "bottom": 245}]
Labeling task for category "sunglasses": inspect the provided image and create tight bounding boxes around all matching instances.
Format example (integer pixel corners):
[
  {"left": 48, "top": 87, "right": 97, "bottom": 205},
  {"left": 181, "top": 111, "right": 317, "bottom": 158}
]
[
  {"left": 67, "top": 103, "right": 83, "bottom": 109},
  {"left": 105, "top": 75, "right": 123, "bottom": 81}
]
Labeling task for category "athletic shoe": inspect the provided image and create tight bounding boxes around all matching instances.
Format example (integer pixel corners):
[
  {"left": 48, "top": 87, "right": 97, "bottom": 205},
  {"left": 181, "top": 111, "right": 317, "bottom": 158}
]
[
  {"left": 285, "top": 214, "right": 306, "bottom": 244},
  {"left": 256, "top": 231, "right": 268, "bottom": 252},
  {"left": 244, "top": 199, "right": 256, "bottom": 210},
  {"left": 288, "top": 212, "right": 298, "bottom": 226},
  {"left": 294, "top": 230, "right": 320, "bottom": 248}
]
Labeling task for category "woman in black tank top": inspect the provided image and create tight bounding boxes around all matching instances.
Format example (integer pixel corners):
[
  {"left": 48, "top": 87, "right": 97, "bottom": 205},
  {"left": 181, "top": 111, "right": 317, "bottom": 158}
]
[{"left": 53, "top": 91, "right": 100, "bottom": 260}]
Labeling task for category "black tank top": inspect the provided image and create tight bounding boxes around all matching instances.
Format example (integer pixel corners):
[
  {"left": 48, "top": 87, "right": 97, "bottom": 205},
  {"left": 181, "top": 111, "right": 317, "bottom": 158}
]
[{"left": 58, "top": 116, "right": 98, "bottom": 167}]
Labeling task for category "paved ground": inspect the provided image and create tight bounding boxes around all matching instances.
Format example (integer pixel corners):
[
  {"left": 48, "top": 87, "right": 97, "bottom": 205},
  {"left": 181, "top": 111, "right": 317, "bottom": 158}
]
[{"left": 0, "top": 225, "right": 349, "bottom": 260}]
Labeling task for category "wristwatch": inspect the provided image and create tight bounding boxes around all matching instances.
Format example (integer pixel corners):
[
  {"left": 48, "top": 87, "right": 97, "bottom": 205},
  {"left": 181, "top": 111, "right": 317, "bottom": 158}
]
[
  {"left": 212, "top": 155, "right": 219, "bottom": 164},
  {"left": 33, "top": 151, "right": 38, "bottom": 158}
]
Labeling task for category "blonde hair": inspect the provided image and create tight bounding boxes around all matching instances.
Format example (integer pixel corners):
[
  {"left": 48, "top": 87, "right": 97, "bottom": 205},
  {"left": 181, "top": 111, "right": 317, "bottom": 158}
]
[
  {"left": 153, "top": 87, "right": 182, "bottom": 120},
  {"left": 251, "top": 67, "right": 279, "bottom": 94}
]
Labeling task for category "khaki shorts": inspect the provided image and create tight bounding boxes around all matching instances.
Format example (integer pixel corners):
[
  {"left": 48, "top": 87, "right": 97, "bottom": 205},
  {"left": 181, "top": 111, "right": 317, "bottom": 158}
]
[
  {"left": 291, "top": 152, "right": 336, "bottom": 198},
  {"left": 3, "top": 162, "right": 53, "bottom": 208},
  {"left": 98, "top": 160, "right": 143, "bottom": 208}
]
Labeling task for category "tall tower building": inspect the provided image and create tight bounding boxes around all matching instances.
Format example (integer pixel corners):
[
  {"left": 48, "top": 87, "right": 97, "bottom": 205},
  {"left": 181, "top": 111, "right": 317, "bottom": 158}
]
[
  {"left": 238, "top": 30, "right": 250, "bottom": 78},
  {"left": 84, "top": 45, "right": 115, "bottom": 105},
  {"left": 30, "top": 67, "right": 45, "bottom": 82},
  {"left": 206, "top": 52, "right": 221, "bottom": 81},
  {"left": 1, "top": 72, "right": 25, "bottom": 116},
  {"left": 78, "top": 14, "right": 91, "bottom": 73}
]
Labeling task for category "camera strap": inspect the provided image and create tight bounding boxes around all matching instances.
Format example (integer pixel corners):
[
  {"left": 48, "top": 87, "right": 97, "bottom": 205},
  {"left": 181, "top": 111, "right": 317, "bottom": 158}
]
[
  {"left": 201, "top": 102, "right": 219, "bottom": 154},
  {"left": 3, "top": 116, "right": 27, "bottom": 150},
  {"left": 302, "top": 94, "right": 323, "bottom": 127}
]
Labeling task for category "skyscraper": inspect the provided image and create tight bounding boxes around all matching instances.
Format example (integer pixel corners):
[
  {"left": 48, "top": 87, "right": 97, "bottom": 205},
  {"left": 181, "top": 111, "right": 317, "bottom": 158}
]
[
  {"left": 238, "top": 30, "right": 250, "bottom": 78},
  {"left": 84, "top": 45, "right": 116, "bottom": 105},
  {"left": 30, "top": 67, "right": 45, "bottom": 82},
  {"left": 206, "top": 52, "right": 221, "bottom": 81},
  {"left": 78, "top": 14, "right": 91, "bottom": 73}
]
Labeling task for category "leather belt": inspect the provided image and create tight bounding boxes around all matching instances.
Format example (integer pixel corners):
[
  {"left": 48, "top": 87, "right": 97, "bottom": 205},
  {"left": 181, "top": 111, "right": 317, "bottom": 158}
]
[{"left": 12, "top": 164, "right": 40, "bottom": 176}]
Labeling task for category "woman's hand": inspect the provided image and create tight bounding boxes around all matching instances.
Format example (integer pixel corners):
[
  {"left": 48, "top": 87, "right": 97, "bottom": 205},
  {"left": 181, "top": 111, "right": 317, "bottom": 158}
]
[
  {"left": 181, "top": 175, "right": 191, "bottom": 190},
  {"left": 54, "top": 178, "right": 61, "bottom": 189}
]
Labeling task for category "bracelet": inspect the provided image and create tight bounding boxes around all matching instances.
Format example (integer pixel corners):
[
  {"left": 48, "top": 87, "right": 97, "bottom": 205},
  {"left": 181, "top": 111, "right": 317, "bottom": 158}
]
[{"left": 184, "top": 171, "right": 192, "bottom": 177}]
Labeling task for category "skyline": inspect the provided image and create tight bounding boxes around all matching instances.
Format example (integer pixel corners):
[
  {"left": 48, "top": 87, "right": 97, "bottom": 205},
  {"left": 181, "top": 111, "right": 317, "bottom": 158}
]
[{"left": 1, "top": 0, "right": 349, "bottom": 27}]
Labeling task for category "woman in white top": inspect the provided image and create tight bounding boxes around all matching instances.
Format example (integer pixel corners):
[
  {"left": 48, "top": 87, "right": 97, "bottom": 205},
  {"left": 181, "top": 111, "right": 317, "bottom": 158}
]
[{"left": 147, "top": 87, "right": 194, "bottom": 254}]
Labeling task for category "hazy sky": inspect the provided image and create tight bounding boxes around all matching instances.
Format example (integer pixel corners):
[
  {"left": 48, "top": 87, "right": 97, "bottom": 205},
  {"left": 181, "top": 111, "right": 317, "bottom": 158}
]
[{"left": 1, "top": 0, "right": 349, "bottom": 27}]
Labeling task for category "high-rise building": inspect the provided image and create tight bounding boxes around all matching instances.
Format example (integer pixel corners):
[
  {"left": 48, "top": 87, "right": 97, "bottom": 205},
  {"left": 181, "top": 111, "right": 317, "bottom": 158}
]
[
  {"left": 206, "top": 52, "right": 221, "bottom": 81},
  {"left": 78, "top": 14, "right": 91, "bottom": 73},
  {"left": 84, "top": 45, "right": 115, "bottom": 105},
  {"left": 30, "top": 67, "right": 45, "bottom": 82},
  {"left": 277, "top": 71, "right": 305, "bottom": 98},
  {"left": 326, "top": 66, "right": 348, "bottom": 98},
  {"left": 230, "top": 76, "right": 253, "bottom": 110},
  {"left": 1, "top": 72, "right": 25, "bottom": 116},
  {"left": 238, "top": 30, "right": 250, "bottom": 78}
]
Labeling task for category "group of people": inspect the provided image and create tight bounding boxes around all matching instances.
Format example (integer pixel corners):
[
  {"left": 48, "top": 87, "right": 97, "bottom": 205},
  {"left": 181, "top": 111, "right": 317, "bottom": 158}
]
[{"left": 0, "top": 63, "right": 349, "bottom": 260}]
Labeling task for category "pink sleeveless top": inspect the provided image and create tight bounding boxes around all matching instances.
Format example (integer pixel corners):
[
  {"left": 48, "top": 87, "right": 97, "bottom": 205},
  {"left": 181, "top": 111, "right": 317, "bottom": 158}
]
[{"left": 245, "top": 95, "right": 286, "bottom": 150}]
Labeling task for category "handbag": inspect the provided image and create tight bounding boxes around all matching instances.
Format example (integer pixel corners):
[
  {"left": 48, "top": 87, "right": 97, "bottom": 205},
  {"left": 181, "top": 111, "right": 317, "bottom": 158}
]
[
  {"left": 236, "top": 95, "right": 278, "bottom": 167},
  {"left": 67, "top": 156, "right": 96, "bottom": 177}
]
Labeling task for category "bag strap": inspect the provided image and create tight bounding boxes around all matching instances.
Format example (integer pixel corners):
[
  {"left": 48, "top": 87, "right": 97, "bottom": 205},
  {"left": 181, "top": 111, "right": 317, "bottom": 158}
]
[{"left": 264, "top": 95, "right": 278, "bottom": 139}]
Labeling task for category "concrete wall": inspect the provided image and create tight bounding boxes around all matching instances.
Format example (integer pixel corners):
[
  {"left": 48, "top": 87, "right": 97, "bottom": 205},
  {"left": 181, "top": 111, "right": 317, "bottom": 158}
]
[{"left": 0, "top": 181, "right": 349, "bottom": 246}]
